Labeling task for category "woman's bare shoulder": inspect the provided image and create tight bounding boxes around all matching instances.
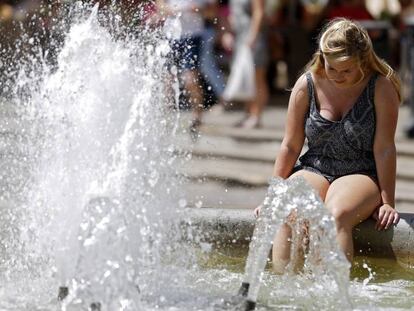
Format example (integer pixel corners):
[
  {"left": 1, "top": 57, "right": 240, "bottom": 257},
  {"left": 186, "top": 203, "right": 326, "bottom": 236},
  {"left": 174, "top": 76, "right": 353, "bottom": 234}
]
[
  {"left": 375, "top": 74, "right": 394, "bottom": 89},
  {"left": 375, "top": 75, "right": 399, "bottom": 105},
  {"left": 288, "top": 73, "right": 311, "bottom": 110},
  {"left": 291, "top": 73, "right": 310, "bottom": 97}
]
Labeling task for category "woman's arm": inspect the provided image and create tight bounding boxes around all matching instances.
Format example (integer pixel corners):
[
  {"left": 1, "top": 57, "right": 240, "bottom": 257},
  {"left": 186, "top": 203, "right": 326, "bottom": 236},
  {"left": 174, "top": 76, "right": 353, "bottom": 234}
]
[
  {"left": 247, "top": 0, "right": 265, "bottom": 48},
  {"left": 272, "top": 74, "right": 309, "bottom": 178},
  {"left": 373, "top": 76, "right": 400, "bottom": 230},
  {"left": 254, "top": 74, "right": 308, "bottom": 216}
]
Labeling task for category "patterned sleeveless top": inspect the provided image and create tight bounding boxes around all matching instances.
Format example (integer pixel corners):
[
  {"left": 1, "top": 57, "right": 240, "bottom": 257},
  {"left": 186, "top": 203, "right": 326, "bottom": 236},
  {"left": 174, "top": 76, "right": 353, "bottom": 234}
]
[{"left": 297, "top": 72, "right": 378, "bottom": 180}]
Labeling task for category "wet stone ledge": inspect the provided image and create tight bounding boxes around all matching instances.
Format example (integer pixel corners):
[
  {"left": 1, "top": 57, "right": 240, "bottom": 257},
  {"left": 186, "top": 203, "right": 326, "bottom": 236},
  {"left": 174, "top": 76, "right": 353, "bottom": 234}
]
[{"left": 184, "top": 208, "right": 414, "bottom": 270}]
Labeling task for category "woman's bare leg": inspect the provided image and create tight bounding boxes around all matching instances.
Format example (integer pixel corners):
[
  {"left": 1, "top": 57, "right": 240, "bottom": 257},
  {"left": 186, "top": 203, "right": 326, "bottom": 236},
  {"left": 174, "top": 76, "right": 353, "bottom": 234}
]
[
  {"left": 238, "top": 67, "right": 269, "bottom": 128},
  {"left": 324, "top": 174, "right": 381, "bottom": 262},
  {"left": 272, "top": 222, "right": 293, "bottom": 274},
  {"left": 272, "top": 170, "right": 329, "bottom": 273},
  {"left": 248, "top": 66, "right": 269, "bottom": 118},
  {"left": 182, "top": 69, "right": 203, "bottom": 122}
]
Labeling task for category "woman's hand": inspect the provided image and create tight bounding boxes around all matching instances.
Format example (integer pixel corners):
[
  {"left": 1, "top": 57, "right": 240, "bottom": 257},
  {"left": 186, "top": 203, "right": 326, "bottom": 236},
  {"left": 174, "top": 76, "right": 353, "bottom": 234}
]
[
  {"left": 246, "top": 35, "right": 257, "bottom": 49},
  {"left": 221, "top": 31, "right": 234, "bottom": 52},
  {"left": 372, "top": 204, "right": 399, "bottom": 230},
  {"left": 254, "top": 205, "right": 262, "bottom": 218}
]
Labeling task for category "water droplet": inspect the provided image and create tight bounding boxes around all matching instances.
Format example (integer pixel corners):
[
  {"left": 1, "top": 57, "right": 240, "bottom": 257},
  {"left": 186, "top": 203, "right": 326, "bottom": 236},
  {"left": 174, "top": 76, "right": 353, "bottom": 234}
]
[{"left": 179, "top": 198, "right": 187, "bottom": 208}]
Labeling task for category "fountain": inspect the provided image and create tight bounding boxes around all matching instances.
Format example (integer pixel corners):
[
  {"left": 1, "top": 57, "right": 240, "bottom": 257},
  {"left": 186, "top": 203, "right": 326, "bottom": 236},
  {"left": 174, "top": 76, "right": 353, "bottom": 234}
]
[
  {"left": 0, "top": 2, "right": 193, "bottom": 309},
  {"left": 0, "top": 2, "right": 413, "bottom": 310},
  {"left": 236, "top": 177, "right": 351, "bottom": 310}
]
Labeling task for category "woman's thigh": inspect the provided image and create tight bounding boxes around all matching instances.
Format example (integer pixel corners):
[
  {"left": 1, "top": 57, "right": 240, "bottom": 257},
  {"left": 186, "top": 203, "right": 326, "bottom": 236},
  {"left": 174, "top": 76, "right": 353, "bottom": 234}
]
[
  {"left": 289, "top": 169, "right": 330, "bottom": 201},
  {"left": 325, "top": 174, "right": 381, "bottom": 227}
]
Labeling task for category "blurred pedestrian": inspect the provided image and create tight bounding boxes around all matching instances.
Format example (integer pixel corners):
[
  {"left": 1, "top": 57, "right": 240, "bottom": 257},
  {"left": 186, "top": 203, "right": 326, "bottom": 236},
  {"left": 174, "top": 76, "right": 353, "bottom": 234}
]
[
  {"left": 325, "top": 0, "right": 373, "bottom": 20},
  {"left": 199, "top": 0, "right": 227, "bottom": 110},
  {"left": 223, "top": 0, "right": 269, "bottom": 129},
  {"left": 397, "top": 0, "right": 414, "bottom": 138},
  {"left": 155, "top": 0, "right": 213, "bottom": 137}
]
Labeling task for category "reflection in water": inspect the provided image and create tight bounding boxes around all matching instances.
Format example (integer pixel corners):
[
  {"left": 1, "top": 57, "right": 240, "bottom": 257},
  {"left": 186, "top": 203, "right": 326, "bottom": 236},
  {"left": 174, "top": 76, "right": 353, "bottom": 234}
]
[{"left": 201, "top": 248, "right": 414, "bottom": 310}]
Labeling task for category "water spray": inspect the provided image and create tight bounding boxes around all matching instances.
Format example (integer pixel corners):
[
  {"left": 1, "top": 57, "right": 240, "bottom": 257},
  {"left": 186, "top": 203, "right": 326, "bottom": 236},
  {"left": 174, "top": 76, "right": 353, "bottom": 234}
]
[{"left": 237, "top": 176, "right": 351, "bottom": 310}]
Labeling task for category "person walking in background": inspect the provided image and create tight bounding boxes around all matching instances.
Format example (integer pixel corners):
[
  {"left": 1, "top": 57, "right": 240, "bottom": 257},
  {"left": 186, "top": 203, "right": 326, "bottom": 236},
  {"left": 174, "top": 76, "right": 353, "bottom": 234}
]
[
  {"left": 255, "top": 18, "right": 400, "bottom": 272},
  {"left": 223, "top": 0, "right": 269, "bottom": 129},
  {"left": 397, "top": 0, "right": 414, "bottom": 138},
  {"left": 155, "top": 0, "right": 213, "bottom": 136},
  {"left": 199, "top": 0, "right": 227, "bottom": 109},
  {"left": 324, "top": 0, "right": 373, "bottom": 20}
]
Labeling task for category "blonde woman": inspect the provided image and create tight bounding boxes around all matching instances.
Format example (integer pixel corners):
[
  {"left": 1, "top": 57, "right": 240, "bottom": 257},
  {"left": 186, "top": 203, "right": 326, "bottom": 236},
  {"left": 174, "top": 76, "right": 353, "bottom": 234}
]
[{"left": 256, "top": 18, "right": 401, "bottom": 272}]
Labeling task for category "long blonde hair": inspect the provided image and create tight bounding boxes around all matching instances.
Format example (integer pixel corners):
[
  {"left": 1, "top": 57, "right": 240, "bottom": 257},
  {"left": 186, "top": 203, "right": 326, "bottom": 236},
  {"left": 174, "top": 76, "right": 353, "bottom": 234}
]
[{"left": 305, "top": 18, "right": 401, "bottom": 101}]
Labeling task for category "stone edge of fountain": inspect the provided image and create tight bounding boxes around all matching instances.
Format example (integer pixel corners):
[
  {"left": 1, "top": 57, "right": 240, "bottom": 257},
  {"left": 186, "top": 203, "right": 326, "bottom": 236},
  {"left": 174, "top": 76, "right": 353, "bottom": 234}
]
[{"left": 183, "top": 208, "right": 414, "bottom": 269}]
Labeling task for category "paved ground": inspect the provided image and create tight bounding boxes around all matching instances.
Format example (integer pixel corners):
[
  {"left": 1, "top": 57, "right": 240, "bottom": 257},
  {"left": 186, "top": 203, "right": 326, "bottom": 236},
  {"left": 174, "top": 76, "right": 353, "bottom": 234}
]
[{"left": 180, "top": 97, "right": 414, "bottom": 214}]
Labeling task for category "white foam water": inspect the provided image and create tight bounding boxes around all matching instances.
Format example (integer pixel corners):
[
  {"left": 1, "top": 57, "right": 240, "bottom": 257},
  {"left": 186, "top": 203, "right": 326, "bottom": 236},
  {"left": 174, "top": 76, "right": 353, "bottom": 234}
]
[{"left": 0, "top": 2, "right": 193, "bottom": 310}]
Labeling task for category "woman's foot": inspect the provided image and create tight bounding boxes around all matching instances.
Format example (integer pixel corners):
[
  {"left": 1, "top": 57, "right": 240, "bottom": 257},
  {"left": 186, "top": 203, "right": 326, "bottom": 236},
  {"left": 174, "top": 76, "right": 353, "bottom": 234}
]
[
  {"left": 235, "top": 115, "right": 261, "bottom": 129},
  {"left": 209, "top": 98, "right": 232, "bottom": 116},
  {"left": 209, "top": 102, "right": 226, "bottom": 115},
  {"left": 189, "top": 119, "right": 202, "bottom": 141}
]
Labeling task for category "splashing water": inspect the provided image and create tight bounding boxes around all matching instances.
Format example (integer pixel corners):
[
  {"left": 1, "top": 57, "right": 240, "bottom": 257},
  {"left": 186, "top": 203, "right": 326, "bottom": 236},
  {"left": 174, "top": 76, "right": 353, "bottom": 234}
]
[
  {"left": 0, "top": 2, "right": 194, "bottom": 310},
  {"left": 237, "top": 177, "right": 351, "bottom": 310}
]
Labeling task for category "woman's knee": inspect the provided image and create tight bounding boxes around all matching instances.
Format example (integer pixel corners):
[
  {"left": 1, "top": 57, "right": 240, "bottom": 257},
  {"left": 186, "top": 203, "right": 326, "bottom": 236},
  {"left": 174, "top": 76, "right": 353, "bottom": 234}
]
[
  {"left": 279, "top": 222, "right": 293, "bottom": 236},
  {"left": 326, "top": 200, "right": 354, "bottom": 230}
]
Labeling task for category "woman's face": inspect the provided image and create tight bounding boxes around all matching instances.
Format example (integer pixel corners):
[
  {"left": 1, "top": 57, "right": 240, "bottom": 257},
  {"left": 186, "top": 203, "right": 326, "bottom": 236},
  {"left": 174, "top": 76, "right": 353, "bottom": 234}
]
[{"left": 323, "top": 56, "right": 363, "bottom": 88}]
